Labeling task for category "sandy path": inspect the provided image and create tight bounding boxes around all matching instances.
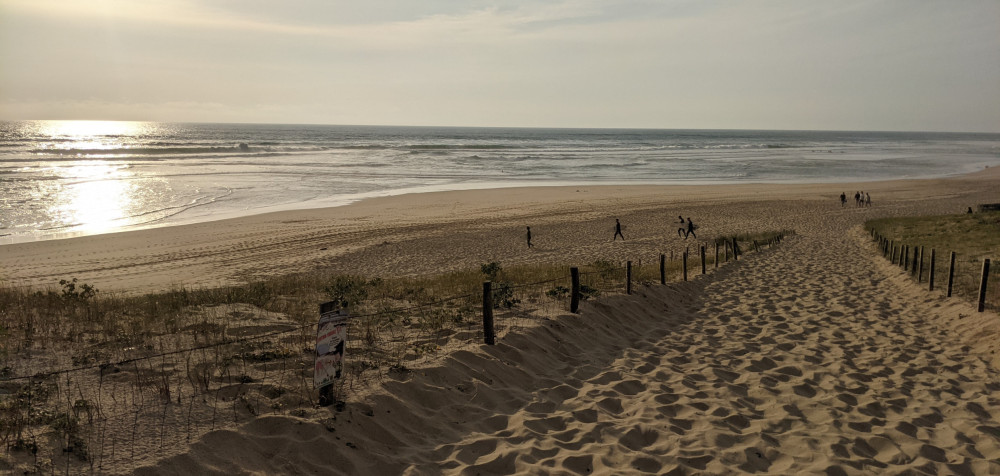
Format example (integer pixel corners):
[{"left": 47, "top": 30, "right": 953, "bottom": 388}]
[
  {"left": 365, "top": 214, "right": 1000, "bottom": 474},
  {"left": 135, "top": 180, "right": 1000, "bottom": 475}
]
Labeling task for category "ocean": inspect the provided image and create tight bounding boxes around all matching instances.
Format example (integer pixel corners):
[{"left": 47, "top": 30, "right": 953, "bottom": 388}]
[{"left": 2, "top": 120, "right": 999, "bottom": 244}]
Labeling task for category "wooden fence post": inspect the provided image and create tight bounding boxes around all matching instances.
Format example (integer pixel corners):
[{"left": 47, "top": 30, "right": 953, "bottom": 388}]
[
  {"left": 626, "top": 261, "right": 632, "bottom": 295},
  {"left": 913, "top": 246, "right": 921, "bottom": 278},
  {"left": 682, "top": 252, "right": 688, "bottom": 281},
  {"left": 715, "top": 241, "right": 720, "bottom": 268},
  {"left": 928, "top": 249, "right": 936, "bottom": 291},
  {"left": 570, "top": 267, "right": 580, "bottom": 313},
  {"left": 947, "top": 252, "right": 956, "bottom": 298},
  {"left": 482, "top": 281, "right": 495, "bottom": 345},
  {"left": 918, "top": 246, "right": 925, "bottom": 282},
  {"left": 903, "top": 246, "right": 909, "bottom": 271},
  {"left": 977, "top": 259, "right": 990, "bottom": 312},
  {"left": 701, "top": 246, "right": 706, "bottom": 275},
  {"left": 733, "top": 239, "right": 740, "bottom": 261},
  {"left": 659, "top": 254, "right": 666, "bottom": 285}
]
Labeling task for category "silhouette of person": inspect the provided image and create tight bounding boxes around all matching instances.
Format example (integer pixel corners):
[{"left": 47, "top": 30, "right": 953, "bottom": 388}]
[
  {"left": 526, "top": 226, "right": 533, "bottom": 248},
  {"left": 614, "top": 219, "right": 624, "bottom": 241},
  {"left": 865, "top": 192, "right": 871, "bottom": 207},
  {"left": 686, "top": 218, "right": 697, "bottom": 239},
  {"left": 840, "top": 192, "right": 846, "bottom": 207}
]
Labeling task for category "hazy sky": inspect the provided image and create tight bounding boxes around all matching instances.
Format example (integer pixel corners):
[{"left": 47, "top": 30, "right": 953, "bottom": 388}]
[{"left": 2, "top": 0, "right": 999, "bottom": 132}]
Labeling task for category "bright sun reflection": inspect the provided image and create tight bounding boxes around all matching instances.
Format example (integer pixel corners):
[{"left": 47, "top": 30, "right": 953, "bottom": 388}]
[
  {"left": 40, "top": 120, "right": 144, "bottom": 139},
  {"left": 50, "top": 162, "right": 135, "bottom": 234},
  {"left": 32, "top": 121, "right": 149, "bottom": 234},
  {"left": 39, "top": 120, "right": 149, "bottom": 153}
]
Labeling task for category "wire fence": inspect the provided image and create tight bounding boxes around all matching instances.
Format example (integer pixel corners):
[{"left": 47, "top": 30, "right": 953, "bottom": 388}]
[
  {"left": 0, "top": 232, "right": 785, "bottom": 474},
  {"left": 868, "top": 229, "right": 999, "bottom": 313}
]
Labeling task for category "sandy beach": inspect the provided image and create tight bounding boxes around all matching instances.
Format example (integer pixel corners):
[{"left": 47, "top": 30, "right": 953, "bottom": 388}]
[{"left": 3, "top": 168, "right": 1000, "bottom": 474}]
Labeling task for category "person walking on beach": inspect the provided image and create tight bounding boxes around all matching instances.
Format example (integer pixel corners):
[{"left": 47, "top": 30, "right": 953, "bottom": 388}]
[
  {"left": 614, "top": 219, "right": 625, "bottom": 241},
  {"left": 677, "top": 216, "right": 686, "bottom": 237},
  {"left": 685, "top": 217, "right": 697, "bottom": 240},
  {"left": 854, "top": 191, "right": 861, "bottom": 207},
  {"left": 865, "top": 192, "right": 871, "bottom": 207},
  {"left": 840, "top": 192, "right": 846, "bottom": 207},
  {"left": 526, "top": 226, "right": 533, "bottom": 248}
]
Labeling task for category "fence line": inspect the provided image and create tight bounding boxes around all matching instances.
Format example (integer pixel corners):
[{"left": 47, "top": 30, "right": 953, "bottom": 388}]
[
  {"left": 868, "top": 228, "right": 997, "bottom": 313},
  {"left": 0, "top": 232, "right": 785, "bottom": 474}
]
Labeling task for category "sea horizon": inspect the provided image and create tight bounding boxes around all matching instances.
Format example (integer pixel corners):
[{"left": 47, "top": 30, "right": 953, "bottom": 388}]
[
  {"left": 7, "top": 118, "right": 1000, "bottom": 135},
  {"left": 3, "top": 120, "right": 1000, "bottom": 245}
]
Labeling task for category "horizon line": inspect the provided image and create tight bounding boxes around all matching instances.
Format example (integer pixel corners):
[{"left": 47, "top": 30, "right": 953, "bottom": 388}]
[{"left": 3, "top": 118, "right": 999, "bottom": 135}]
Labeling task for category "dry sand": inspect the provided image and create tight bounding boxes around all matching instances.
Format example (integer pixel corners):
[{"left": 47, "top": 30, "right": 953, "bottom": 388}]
[{"left": 4, "top": 168, "right": 1000, "bottom": 474}]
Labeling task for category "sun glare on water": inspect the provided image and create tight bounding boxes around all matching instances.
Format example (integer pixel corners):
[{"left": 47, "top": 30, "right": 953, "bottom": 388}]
[
  {"left": 40, "top": 120, "right": 145, "bottom": 140},
  {"left": 47, "top": 162, "right": 136, "bottom": 235},
  {"left": 36, "top": 121, "right": 151, "bottom": 235}
]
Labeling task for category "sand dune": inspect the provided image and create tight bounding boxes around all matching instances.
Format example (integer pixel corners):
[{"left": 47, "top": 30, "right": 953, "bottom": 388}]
[{"left": 95, "top": 168, "right": 1000, "bottom": 474}]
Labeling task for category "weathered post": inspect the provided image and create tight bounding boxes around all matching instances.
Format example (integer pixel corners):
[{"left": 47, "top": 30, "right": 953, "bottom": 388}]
[
  {"left": 977, "top": 259, "right": 990, "bottom": 312},
  {"left": 626, "top": 261, "right": 632, "bottom": 295},
  {"left": 715, "top": 241, "right": 719, "bottom": 269},
  {"left": 753, "top": 240, "right": 759, "bottom": 253},
  {"left": 659, "top": 254, "right": 666, "bottom": 285},
  {"left": 733, "top": 238, "right": 740, "bottom": 261},
  {"left": 570, "top": 267, "right": 580, "bottom": 313},
  {"left": 682, "top": 252, "right": 688, "bottom": 281},
  {"left": 918, "top": 246, "right": 925, "bottom": 281},
  {"left": 913, "top": 246, "right": 921, "bottom": 278},
  {"left": 701, "top": 245, "right": 706, "bottom": 275},
  {"left": 482, "top": 281, "right": 495, "bottom": 344},
  {"left": 928, "top": 249, "right": 936, "bottom": 291},
  {"left": 947, "top": 252, "right": 956, "bottom": 298},
  {"left": 903, "top": 246, "right": 909, "bottom": 271}
]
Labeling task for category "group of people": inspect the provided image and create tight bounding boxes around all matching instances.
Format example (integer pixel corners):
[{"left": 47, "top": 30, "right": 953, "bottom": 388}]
[
  {"left": 840, "top": 191, "right": 872, "bottom": 207},
  {"left": 526, "top": 216, "right": 697, "bottom": 248}
]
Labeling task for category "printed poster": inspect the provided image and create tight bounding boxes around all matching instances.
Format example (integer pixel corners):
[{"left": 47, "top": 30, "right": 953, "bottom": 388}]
[{"left": 315, "top": 304, "right": 348, "bottom": 389}]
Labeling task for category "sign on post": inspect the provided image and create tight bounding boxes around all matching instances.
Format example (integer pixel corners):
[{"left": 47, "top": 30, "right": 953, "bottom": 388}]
[{"left": 315, "top": 302, "right": 349, "bottom": 395}]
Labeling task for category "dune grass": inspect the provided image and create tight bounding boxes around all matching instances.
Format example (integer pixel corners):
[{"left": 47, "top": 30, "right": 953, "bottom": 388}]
[
  {"left": 866, "top": 211, "right": 1000, "bottom": 307},
  {"left": 0, "top": 230, "right": 788, "bottom": 472}
]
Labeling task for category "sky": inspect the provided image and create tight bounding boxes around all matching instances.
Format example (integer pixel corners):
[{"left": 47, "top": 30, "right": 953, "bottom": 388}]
[{"left": 1, "top": 0, "right": 999, "bottom": 132}]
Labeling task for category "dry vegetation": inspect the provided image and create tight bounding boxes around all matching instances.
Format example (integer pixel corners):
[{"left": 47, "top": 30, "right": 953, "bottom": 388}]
[
  {"left": 866, "top": 211, "right": 1000, "bottom": 309},
  {"left": 0, "top": 231, "right": 787, "bottom": 474}
]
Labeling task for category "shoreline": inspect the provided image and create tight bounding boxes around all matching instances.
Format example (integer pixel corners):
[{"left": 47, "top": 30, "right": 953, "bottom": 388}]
[
  {"left": 4, "top": 164, "right": 998, "bottom": 246},
  {"left": 2, "top": 166, "right": 998, "bottom": 294}
]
